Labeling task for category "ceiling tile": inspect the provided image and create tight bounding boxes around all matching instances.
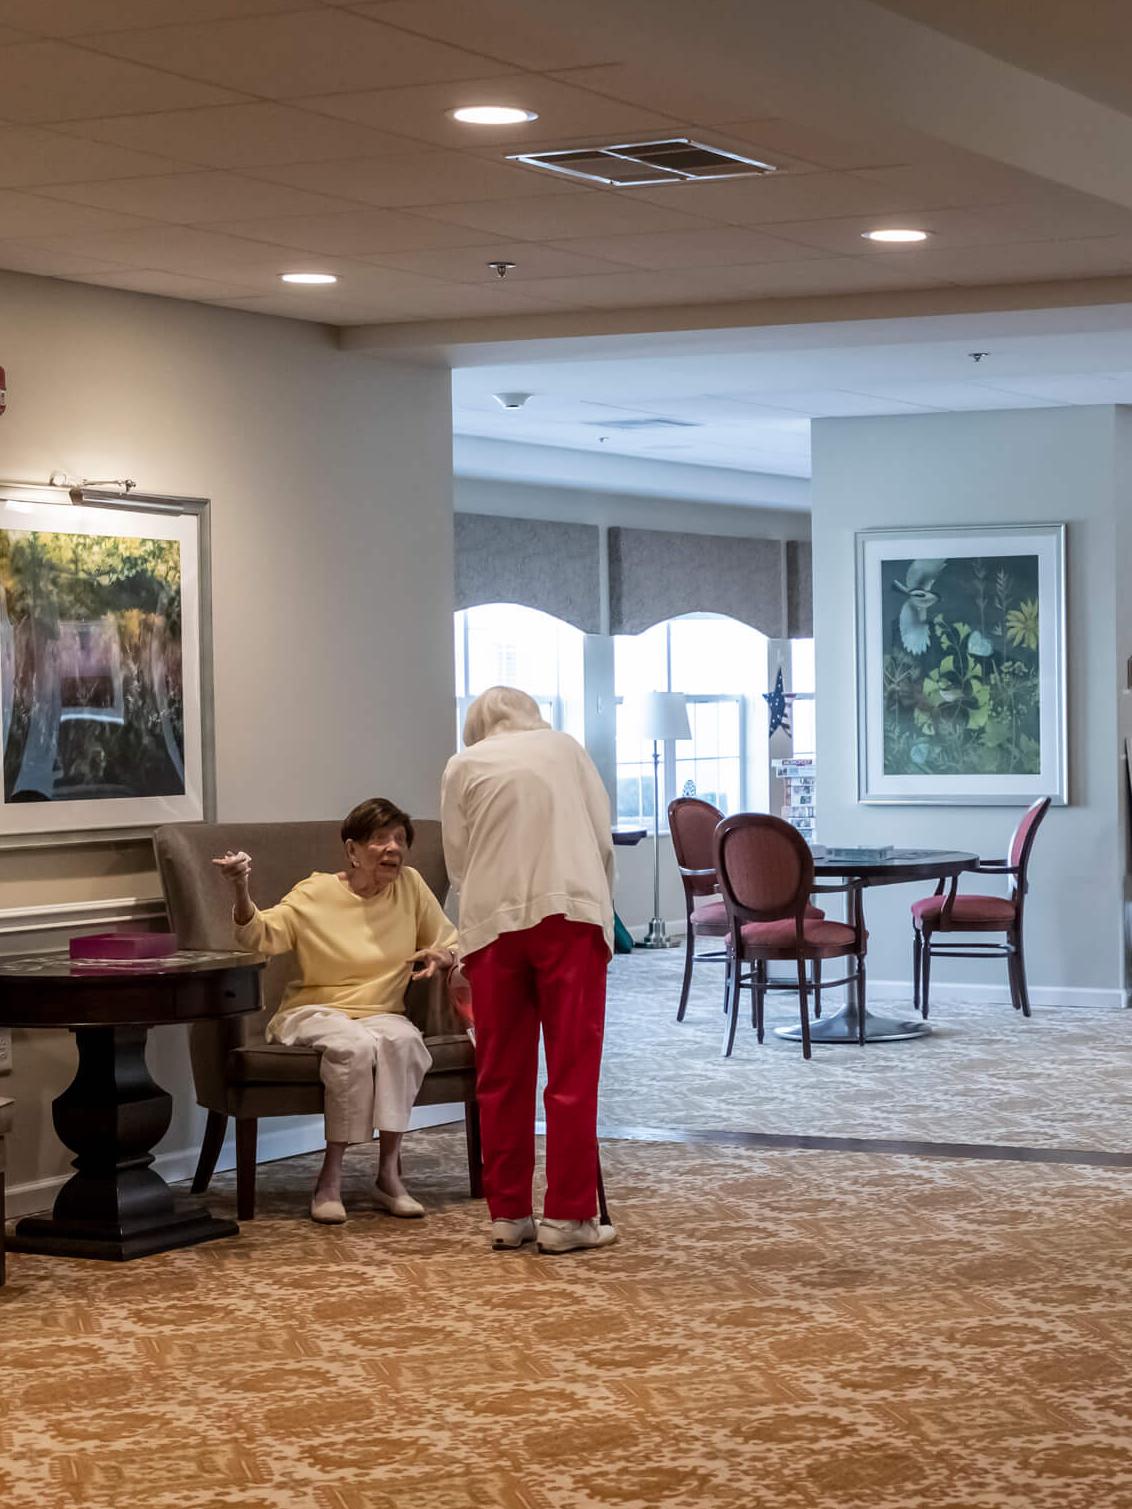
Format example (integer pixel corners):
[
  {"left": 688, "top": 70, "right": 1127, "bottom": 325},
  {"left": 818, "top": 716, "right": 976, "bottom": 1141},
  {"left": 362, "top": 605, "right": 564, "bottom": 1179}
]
[
  {"left": 345, "top": 0, "right": 619, "bottom": 72},
  {"left": 77, "top": 9, "right": 510, "bottom": 98},
  {"left": 853, "top": 158, "right": 1104, "bottom": 210},
  {"left": 0, "top": 125, "right": 181, "bottom": 187},
  {"left": 0, "top": 243, "right": 130, "bottom": 277},
  {"left": 892, "top": 236, "right": 1132, "bottom": 284},
  {"left": 36, "top": 170, "right": 374, "bottom": 223},
  {"left": 361, "top": 241, "right": 628, "bottom": 282},
  {"left": 766, "top": 202, "right": 1132, "bottom": 257},
  {"left": 0, "top": 189, "right": 160, "bottom": 238},
  {"left": 412, "top": 191, "right": 715, "bottom": 241},
  {"left": 80, "top": 268, "right": 268, "bottom": 300},
  {"left": 628, "top": 170, "right": 920, "bottom": 226},
  {"left": 713, "top": 118, "right": 919, "bottom": 171},
  {"left": 0, "top": 40, "right": 245, "bottom": 122},
  {"left": 53, "top": 102, "right": 421, "bottom": 170},
  {"left": 0, "top": 224, "right": 321, "bottom": 278},
  {"left": 0, "top": 0, "right": 313, "bottom": 36},
  {"left": 249, "top": 151, "right": 583, "bottom": 207},
  {"left": 206, "top": 206, "right": 496, "bottom": 256},
  {"left": 214, "top": 278, "right": 558, "bottom": 323},
  {"left": 839, "top": 380, "right": 1059, "bottom": 411},
  {"left": 296, "top": 72, "right": 686, "bottom": 150},
  {"left": 548, "top": 63, "right": 772, "bottom": 126},
  {"left": 545, "top": 225, "right": 826, "bottom": 271}
]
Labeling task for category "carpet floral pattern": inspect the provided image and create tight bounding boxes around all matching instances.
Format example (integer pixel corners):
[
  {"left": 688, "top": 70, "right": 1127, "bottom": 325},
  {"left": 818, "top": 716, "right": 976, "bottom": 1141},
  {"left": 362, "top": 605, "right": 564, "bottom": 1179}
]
[
  {"left": 599, "top": 950, "right": 1132, "bottom": 1151},
  {"left": 4, "top": 1129, "right": 1132, "bottom": 1509}
]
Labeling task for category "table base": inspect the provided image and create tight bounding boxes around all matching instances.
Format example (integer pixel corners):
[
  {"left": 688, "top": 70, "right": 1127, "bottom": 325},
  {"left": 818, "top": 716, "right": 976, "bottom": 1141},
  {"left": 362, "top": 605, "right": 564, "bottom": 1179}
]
[
  {"left": 775, "top": 1006, "right": 932, "bottom": 1044},
  {"left": 9, "top": 1197, "right": 238, "bottom": 1262}
]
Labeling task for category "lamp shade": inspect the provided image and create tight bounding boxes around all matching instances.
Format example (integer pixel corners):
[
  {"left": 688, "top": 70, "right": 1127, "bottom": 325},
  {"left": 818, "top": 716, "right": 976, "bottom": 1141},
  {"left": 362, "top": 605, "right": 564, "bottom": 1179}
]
[{"left": 638, "top": 690, "right": 691, "bottom": 742}]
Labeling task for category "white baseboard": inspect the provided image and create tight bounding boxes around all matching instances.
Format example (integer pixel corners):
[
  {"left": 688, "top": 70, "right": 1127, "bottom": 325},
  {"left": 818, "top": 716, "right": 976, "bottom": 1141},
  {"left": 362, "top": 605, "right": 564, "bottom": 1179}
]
[
  {"left": 865, "top": 978, "right": 1128, "bottom": 1010},
  {"left": 5, "top": 1103, "right": 464, "bottom": 1220}
]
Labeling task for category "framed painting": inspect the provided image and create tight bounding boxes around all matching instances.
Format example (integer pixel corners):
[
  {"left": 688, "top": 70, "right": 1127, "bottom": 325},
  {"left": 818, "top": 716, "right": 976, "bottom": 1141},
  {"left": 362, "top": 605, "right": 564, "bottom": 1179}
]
[
  {"left": 0, "top": 487, "right": 214, "bottom": 846},
  {"left": 856, "top": 524, "right": 1067, "bottom": 805}
]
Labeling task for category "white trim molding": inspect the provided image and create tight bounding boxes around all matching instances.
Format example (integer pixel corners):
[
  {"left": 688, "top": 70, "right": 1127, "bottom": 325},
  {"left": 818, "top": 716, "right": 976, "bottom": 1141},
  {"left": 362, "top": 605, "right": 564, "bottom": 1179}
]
[{"left": 0, "top": 895, "right": 167, "bottom": 943}]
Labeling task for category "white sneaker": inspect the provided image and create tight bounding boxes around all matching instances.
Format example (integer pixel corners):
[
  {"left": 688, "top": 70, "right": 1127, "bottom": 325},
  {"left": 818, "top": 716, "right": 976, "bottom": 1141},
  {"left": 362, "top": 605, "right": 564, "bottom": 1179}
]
[
  {"left": 491, "top": 1216, "right": 537, "bottom": 1251},
  {"left": 374, "top": 1184, "right": 426, "bottom": 1219},
  {"left": 537, "top": 1217, "right": 617, "bottom": 1255}
]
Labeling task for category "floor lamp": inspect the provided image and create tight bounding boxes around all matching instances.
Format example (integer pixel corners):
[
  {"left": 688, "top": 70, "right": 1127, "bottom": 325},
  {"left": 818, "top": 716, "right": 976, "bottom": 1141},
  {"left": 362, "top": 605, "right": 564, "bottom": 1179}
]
[{"left": 639, "top": 690, "right": 691, "bottom": 949}]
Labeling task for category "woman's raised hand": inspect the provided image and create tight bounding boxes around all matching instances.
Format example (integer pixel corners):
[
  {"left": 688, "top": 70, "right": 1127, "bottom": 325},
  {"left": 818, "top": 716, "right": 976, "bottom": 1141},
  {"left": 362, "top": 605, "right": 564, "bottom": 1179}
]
[{"left": 212, "top": 849, "right": 252, "bottom": 883}]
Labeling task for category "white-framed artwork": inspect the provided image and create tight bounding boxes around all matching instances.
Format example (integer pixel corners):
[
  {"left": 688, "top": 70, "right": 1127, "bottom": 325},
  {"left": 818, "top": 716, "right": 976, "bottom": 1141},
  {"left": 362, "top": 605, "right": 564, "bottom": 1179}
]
[
  {"left": 856, "top": 523, "right": 1067, "bottom": 806},
  {"left": 0, "top": 488, "right": 214, "bottom": 846}
]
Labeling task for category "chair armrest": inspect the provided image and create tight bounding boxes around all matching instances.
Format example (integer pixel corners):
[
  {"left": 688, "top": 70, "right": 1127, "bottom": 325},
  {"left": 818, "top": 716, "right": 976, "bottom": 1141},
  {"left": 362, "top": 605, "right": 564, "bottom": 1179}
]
[
  {"left": 404, "top": 968, "right": 466, "bottom": 1040},
  {"left": 975, "top": 860, "right": 1018, "bottom": 875},
  {"left": 678, "top": 865, "right": 717, "bottom": 879},
  {"left": 810, "top": 880, "right": 864, "bottom": 896}
]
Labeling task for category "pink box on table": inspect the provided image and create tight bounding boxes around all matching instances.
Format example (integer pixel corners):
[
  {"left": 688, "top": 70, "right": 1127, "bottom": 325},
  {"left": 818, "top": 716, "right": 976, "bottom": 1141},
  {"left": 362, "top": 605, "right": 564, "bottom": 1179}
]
[{"left": 69, "top": 931, "right": 179, "bottom": 962}]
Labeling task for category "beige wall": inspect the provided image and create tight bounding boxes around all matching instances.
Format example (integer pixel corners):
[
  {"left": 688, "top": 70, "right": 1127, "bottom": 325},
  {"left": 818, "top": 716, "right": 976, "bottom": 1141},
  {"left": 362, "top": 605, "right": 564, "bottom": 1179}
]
[{"left": 0, "top": 271, "right": 456, "bottom": 1206}]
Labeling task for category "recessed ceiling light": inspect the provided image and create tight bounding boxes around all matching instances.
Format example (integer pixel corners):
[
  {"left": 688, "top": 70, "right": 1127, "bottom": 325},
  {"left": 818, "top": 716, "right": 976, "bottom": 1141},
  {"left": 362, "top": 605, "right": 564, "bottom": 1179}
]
[
  {"left": 450, "top": 105, "right": 538, "bottom": 126},
  {"left": 861, "top": 228, "right": 929, "bottom": 243},
  {"left": 280, "top": 271, "right": 338, "bottom": 285}
]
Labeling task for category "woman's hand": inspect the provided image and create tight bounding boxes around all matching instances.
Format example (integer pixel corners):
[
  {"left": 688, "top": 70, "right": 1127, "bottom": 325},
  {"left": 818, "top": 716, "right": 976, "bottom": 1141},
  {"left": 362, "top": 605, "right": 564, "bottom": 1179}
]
[
  {"left": 408, "top": 945, "right": 456, "bottom": 980},
  {"left": 212, "top": 850, "right": 252, "bottom": 881}
]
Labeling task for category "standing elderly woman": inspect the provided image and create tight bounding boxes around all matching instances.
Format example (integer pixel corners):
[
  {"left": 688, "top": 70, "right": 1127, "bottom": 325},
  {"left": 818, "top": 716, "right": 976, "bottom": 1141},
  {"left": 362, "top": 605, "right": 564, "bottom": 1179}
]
[
  {"left": 442, "top": 686, "right": 617, "bottom": 1255},
  {"left": 213, "top": 797, "right": 456, "bottom": 1225}
]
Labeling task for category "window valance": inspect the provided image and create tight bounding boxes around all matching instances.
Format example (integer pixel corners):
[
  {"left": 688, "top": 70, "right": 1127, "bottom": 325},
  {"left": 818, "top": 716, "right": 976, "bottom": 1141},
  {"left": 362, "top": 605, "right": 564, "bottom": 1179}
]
[{"left": 454, "top": 514, "right": 602, "bottom": 634}]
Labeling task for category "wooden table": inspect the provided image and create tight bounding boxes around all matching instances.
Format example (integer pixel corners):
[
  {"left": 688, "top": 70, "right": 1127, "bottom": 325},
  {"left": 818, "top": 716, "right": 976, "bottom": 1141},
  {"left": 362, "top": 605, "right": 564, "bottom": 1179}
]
[
  {"left": 0, "top": 948, "right": 263, "bottom": 1261},
  {"left": 774, "top": 849, "right": 978, "bottom": 1045}
]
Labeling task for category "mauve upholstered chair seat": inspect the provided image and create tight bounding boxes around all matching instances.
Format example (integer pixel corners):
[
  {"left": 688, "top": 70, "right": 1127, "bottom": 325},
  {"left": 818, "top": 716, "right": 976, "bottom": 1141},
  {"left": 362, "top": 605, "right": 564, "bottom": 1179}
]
[
  {"left": 738, "top": 917, "right": 859, "bottom": 958},
  {"left": 912, "top": 893, "right": 1017, "bottom": 929}
]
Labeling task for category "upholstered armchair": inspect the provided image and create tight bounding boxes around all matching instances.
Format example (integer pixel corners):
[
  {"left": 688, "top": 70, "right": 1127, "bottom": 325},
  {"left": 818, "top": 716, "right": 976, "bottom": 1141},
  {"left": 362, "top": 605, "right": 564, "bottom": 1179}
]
[{"left": 153, "top": 820, "right": 480, "bottom": 1220}]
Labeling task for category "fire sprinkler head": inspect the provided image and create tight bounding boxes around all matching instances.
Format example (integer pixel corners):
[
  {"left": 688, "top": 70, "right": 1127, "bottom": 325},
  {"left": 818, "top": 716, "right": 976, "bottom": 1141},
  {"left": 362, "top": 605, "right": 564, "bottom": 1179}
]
[
  {"left": 488, "top": 260, "right": 517, "bottom": 278},
  {"left": 492, "top": 392, "right": 532, "bottom": 410}
]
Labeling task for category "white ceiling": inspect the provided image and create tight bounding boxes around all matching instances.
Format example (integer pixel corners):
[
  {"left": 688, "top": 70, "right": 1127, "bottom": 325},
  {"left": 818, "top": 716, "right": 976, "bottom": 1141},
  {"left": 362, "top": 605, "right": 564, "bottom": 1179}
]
[
  {"left": 451, "top": 304, "right": 1132, "bottom": 479},
  {"left": 6, "top": 1, "right": 1132, "bottom": 327}
]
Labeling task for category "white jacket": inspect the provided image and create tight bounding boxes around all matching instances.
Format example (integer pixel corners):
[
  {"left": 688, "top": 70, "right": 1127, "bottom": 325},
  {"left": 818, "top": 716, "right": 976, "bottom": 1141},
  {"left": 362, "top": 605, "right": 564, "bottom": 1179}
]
[{"left": 441, "top": 727, "right": 616, "bottom": 959}]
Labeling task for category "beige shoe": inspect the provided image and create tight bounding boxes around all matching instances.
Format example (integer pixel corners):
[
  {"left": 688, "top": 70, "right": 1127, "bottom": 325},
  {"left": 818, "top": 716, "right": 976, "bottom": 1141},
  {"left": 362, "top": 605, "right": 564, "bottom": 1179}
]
[
  {"left": 491, "top": 1216, "right": 537, "bottom": 1250},
  {"left": 537, "top": 1218, "right": 617, "bottom": 1255},
  {"left": 310, "top": 1196, "right": 347, "bottom": 1224},
  {"left": 374, "top": 1184, "right": 425, "bottom": 1219}
]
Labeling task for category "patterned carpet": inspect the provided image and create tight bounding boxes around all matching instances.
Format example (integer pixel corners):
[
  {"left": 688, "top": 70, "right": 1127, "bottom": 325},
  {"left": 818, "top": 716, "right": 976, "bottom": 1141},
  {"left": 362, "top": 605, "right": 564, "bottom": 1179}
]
[
  {"left": 598, "top": 950, "right": 1132, "bottom": 1152},
  {"left": 5, "top": 1128, "right": 1132, "bottom": 1509}
]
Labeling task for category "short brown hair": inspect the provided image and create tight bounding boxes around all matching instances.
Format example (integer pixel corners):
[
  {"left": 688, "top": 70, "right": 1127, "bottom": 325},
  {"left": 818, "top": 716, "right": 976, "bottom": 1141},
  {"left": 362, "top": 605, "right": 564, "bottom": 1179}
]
[{"left": 340, "top": 797, "right": 414, "bottom": 848}]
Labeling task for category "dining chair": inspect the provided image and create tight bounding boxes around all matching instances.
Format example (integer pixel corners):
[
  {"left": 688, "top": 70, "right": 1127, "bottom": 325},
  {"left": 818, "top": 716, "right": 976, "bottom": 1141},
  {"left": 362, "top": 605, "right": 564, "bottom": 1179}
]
[
  {"left": 715, "top": 814, "right": 866, "bottom": 1059},
  {"left": 910, "top": 797, "right": 1051, "bottom": 1019},
  {"left": 668, "top": 797, "right": 730, "bottom": 1021}
]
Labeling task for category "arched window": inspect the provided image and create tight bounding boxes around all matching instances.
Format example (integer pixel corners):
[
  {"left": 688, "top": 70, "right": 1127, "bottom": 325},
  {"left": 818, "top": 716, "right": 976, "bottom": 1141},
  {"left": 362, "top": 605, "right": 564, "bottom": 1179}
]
[
  {"left": 453, "top": 604, "right": 585, "bottom": 747},
  {"left": 613, "top": 614, "right": 770, "bottom": 824}
]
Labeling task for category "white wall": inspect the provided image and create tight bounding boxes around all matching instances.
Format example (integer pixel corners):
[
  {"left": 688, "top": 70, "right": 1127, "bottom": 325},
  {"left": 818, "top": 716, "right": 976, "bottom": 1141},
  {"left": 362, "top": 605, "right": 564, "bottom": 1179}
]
[
  {"left": 811, "top": 405, "right": 1126, "bottom": 1006},
  {"left": 0, "top": 271, "right": 456, "bottom": 1208}
]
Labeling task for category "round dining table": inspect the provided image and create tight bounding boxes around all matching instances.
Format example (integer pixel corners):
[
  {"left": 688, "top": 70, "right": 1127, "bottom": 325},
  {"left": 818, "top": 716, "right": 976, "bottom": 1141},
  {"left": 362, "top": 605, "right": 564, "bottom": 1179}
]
[{"left": 774, "top": 848, "right": 978, "bottom": 1045}]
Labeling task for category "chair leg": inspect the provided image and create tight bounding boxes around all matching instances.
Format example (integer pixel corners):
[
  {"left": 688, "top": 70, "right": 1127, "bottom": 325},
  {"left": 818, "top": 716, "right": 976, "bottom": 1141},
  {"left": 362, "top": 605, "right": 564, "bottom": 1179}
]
[
  {"left": 676, "top": 926, "right": 695, "bottom": 1022},
  {"left": 912, "top": 928, "right": 922, "bottom": 1013},
  {"left": 236, "top": 1118, "right": 258, "bottom": 1222},
  {"left": 855, "top": 955, "right": 867, "bottom": 1046},
  {"left": 722, "top": 947, "right": 732, "bottom": 1014},
  {"left": 754, "top": 959, "right": 767, "bottom": 1043},
  {"left": 465, "top": 1097, "right": 484, "bottom": 1198},
  {"left": 812, "top": 957, "right": 822, "bottom": 1019},
  {"left": 0, "top": 1169, "right": 5, "bottom": 1288},
  {"left": 920, "top": 935, "right": 932, "bottom": 1020},
  {"left": 722, "top": 948, "right": 743, "bottom": 1057},
  {"left": 1009, "top": 936, "right": 1033, "bottom": 1018},
  {"left": 191, "top": 1109, "right": 228, "bottom": 1195},
  {"left": 795, "top": 957, "right": 812, "bottom": 1060}
]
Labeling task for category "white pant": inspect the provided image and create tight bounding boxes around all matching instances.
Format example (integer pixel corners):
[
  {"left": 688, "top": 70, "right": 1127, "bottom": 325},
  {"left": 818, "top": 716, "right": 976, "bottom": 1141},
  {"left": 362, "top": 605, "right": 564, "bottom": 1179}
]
[{"left": 274, "top": 1007, "right": 431, "bottom": 1144}]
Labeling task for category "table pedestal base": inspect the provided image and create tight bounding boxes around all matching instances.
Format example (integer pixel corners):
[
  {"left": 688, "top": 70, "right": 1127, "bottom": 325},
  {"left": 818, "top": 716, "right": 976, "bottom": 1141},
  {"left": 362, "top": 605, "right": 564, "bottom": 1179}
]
[
  {"left": 775, "top": 1005, "right": 932, "bottom": 1044},
  {"left": 8, "top": 1023, "right": 239, "bottom": 1263}
]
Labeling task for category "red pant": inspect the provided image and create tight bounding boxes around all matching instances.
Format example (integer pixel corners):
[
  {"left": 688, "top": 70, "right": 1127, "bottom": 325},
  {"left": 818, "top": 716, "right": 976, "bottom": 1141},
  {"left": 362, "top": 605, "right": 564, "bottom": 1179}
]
[{"left": 463, "top": 915, "right": 607, "bottom": 1221}]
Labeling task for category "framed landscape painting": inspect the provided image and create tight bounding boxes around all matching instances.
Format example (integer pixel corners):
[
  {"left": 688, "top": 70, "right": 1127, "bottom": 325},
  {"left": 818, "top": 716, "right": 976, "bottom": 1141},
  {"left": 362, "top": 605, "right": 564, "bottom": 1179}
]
[
  {"left": 856, "top": 524, "right": 1067, "bottom": 805},
  {"left": 0, "top": 488, "right": 214, "bottom": 845}
]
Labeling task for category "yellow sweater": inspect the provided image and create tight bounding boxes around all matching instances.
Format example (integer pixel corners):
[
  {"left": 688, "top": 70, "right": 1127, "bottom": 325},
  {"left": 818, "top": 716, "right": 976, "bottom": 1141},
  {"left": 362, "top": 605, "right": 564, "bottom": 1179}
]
[{"left": 234, "top": 868, "right": 457, "bottom": 1036}]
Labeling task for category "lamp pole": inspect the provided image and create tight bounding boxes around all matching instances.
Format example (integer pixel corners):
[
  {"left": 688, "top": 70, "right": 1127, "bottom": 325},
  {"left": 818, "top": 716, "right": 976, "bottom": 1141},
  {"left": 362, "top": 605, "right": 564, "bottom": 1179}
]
[{"left": 642, "top": 737, "right": 669, "bottom": 948}]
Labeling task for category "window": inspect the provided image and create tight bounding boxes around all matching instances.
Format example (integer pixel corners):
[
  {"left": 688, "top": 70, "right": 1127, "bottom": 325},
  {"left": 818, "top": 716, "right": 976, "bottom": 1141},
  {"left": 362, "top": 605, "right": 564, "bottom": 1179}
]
[
  {"left": 453, "top": 604, "right": 584, "bottom": 746},
  {"left": 613, "top": 615, "right": 768, "bottom": 826},
  {"left": 790, "top": 638, "right": 815, "bottom": 756}
]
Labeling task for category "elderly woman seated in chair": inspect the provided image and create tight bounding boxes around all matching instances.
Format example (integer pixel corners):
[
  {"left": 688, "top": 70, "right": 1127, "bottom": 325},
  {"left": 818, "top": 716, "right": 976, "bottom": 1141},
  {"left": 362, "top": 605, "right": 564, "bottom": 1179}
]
[{"left": 213, "top": 797, "right": 456, "bottom": 1225}]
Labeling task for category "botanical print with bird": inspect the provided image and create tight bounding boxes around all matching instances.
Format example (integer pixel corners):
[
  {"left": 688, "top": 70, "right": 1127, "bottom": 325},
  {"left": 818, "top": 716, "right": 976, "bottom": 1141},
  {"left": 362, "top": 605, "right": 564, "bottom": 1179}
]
[{"left": 883, "top": 554, "right": 1041, "bottom": 776}]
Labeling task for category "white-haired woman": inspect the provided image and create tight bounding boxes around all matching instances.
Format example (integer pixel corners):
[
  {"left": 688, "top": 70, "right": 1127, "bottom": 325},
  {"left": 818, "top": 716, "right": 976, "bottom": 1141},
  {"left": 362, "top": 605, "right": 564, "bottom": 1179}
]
[{"left": 441, "top": 686, "right": 616, "bottom": 1255}]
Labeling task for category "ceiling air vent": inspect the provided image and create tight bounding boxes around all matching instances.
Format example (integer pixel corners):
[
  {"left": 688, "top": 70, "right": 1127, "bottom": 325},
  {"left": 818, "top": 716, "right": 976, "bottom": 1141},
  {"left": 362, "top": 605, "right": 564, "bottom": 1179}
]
[{"left": 507, "top": 137, "right": 777, "bottom": 187}]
